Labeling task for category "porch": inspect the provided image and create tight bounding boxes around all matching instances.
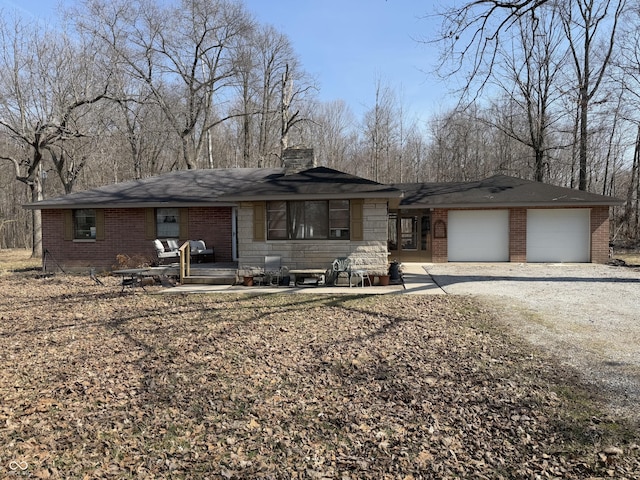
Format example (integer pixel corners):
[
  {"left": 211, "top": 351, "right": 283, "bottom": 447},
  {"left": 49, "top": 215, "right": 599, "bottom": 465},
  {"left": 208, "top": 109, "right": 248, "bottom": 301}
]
[
  {"left": 163, "top": 263, "right": 438, "bottom": 295},
  {"left": 153, "top": 261, "right": 239, "bottom": 285}
]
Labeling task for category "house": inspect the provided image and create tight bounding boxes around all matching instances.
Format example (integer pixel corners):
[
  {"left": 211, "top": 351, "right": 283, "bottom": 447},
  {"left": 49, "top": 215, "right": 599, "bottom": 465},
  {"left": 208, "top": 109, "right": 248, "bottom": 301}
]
[{"left": 24, "top": 148, "right": 621, "bottom": 276}]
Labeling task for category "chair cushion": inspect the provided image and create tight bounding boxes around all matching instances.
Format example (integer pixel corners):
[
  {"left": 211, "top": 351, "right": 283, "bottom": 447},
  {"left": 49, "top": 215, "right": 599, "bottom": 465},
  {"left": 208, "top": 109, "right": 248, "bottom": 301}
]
[
  {"left": 153, "top": 239, "right": 165, "bottom": 252},
  {"left": 189, "top": 240, "right": 206, "bottom": 253}
]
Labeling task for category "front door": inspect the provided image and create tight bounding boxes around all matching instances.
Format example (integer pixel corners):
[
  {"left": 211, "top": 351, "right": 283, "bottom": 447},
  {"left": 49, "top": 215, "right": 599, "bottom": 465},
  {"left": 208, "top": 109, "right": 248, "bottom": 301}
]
[{"left": 388, "top": 210, "right": 431, "bottom": 261}]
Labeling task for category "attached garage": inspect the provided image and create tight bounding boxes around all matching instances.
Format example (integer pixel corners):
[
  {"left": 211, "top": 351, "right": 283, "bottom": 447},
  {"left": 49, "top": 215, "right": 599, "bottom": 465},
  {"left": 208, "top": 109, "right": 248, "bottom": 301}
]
[
  {"left": 448, "top": 210, "right": 510, "bottom": 262},
  {"left": 526, "top": 208, "right": 591, "bottom": 262}
]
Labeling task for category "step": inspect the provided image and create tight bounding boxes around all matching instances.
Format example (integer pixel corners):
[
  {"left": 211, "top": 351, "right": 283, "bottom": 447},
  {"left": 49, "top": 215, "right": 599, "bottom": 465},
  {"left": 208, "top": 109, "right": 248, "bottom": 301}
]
[{"left": 182, "top": 275, "right": 236, "bottom": 285}]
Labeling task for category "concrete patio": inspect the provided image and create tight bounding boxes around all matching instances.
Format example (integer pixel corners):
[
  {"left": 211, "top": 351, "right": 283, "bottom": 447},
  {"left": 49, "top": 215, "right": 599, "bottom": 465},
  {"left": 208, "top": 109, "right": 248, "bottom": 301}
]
[{"left": 161, "top": 263, "right": 443, "bottom": 295}]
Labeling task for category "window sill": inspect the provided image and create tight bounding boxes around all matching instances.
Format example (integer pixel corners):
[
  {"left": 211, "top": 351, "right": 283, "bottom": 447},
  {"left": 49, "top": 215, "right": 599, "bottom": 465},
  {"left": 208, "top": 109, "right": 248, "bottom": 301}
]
[
  {"left": 266, "top": 239, "right": 352, "bottom": 243},
  {"left": 73, "top": 239, "right": 96, "bottom": 243}
]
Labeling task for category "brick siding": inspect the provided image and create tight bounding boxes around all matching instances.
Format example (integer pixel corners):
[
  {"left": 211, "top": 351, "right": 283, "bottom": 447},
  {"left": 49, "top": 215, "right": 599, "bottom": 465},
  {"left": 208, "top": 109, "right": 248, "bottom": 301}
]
[
  {"left": 509, "top": 208, "right": 527, "bottom": 263},
  {"left": 590, "top": 206, "right": 610, "bottom": 263},
  {"left": 431, "top": 209, "right": 448, "bottom": 263},
  {"left": 42, "top": 207, "right": 233, "bottom": 272}
]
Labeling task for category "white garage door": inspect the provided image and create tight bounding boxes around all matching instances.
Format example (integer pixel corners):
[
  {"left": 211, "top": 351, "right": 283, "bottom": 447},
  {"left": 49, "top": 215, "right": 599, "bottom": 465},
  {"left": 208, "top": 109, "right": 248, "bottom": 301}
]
[
  {"left": 527, "top": 209, "right": 590, "bottom": 262},
  {"left": 448, "top": 210, "right": 509, "bottom": 262}
]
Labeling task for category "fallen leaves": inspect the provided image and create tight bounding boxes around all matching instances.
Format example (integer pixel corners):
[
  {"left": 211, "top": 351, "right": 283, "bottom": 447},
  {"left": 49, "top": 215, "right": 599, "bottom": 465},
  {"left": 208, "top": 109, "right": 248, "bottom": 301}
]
[{"left": 0, "top": 273, "right": 638, "bottom": 478}]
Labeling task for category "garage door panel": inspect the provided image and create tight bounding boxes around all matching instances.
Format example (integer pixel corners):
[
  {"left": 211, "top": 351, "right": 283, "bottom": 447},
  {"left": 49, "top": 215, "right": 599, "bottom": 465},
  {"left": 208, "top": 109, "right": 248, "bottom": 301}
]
[
  {"left": 527, "top": 209, "right": 590, "bottom": 262},
  {"left": 448, "top": 210, "right": 509, "bottom": 262}
]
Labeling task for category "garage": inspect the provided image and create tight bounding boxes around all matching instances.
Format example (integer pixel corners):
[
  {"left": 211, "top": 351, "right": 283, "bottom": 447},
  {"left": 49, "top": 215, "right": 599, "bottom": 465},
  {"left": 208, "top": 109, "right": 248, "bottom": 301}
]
[
  {"left": 527, "top": 209, "right": 591, "bottom": 262},
  {"left": 448, "top": 210, "right": 509, "bottom": 262}
]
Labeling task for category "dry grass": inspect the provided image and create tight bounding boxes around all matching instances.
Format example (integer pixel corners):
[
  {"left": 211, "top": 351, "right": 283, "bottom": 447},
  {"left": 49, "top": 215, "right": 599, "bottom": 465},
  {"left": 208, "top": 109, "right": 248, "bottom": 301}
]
[
  {"left": 0, "top": 248, "right": 40, "bottom": 275},
  {"left": 615, "top": 252, "right": 640, "bottom": 266},
  {"left": 0, "top": 266, "right": 638, "bottom": 479}
]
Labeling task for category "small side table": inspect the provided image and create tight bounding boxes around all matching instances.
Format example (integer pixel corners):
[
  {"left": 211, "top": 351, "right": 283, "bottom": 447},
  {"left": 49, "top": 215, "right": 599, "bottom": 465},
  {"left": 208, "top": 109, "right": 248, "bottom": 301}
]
[{"left": 113, "top": 268, "right": 149, "bottom": 293}]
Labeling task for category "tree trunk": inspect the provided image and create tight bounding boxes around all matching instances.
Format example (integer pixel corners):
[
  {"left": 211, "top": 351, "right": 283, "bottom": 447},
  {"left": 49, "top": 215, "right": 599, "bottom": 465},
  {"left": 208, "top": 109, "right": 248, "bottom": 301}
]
[
  {"left": 30, "top": 168, "right": 43, "bottom": 259},
  {"left": 625, "top": 125, "right": 640, "bottom": 239},
  {"left": 578, "top": 86, "right": 589, "bottom": 191},
  {"left": 534, "top": 148, "right": 545, "bottom": 182},
  {"left": 280, "top": 64, "right": 292, "bottom": 158}
]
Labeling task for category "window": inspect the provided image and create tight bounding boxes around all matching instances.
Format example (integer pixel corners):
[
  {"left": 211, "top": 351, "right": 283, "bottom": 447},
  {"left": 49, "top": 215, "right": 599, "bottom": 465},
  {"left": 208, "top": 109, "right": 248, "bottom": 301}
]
[
  {"left": 388, "top": 212, "right": 398, "bottom": 250},
  {"left": 401, "top": 216, "right": 418, "bottom": 250},
  {"left": 74, "top": 209, "right": 96, "bottom": 239},
  {"left": 156, "top": 208, "right": 180, "bottom": 238},
  {"left": 329, "top": 200, "right": 350, "bottom": 239},
  {"left": 267, "top": 201, "right": 287, "bottom": 240},
  {"left": 266, "top": 200, "right": 350, "bottom": 240}
]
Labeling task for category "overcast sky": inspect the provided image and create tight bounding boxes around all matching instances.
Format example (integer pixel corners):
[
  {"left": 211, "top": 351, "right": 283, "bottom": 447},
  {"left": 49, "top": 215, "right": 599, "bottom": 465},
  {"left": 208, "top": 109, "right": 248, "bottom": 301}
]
[{"left": 1, "top": 0, "right": 455, "bottom": 123}]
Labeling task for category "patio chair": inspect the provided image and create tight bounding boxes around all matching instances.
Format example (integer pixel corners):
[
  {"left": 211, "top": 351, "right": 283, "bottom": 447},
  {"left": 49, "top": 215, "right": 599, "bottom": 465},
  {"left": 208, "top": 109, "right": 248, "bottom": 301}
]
[
  {"left": 166, "top": 239, "right": 180, "bottom": 251},
  {"left": 330, "top": 257, "right": 371, "bottom": 287},
  {"left": 264, "top": 255, "right": 283, "bottom": 286},
  {"left": 154, "top": 239, "right": 179, "bottom": 264},
  {"left": 189, "top": 239, "right": 215, "bottom": 263},
  {"left": 330, "top": 257, "right": 350, "bottom": 286}
]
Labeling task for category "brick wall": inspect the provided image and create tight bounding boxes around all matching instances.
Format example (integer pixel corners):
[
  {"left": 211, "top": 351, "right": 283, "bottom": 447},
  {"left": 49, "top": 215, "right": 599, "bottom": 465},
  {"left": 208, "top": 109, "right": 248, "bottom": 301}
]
[
  {"left": 509, "top": 208, "right": 527, "bottom": 263},
  {"left": 187, "top": 207, "right": 234, "bottom": 262},
  {"left": 590, "top": 206, "right": 610, "bottom": 263},
  {"left": 431, "top": 209, "right": 448, "bottom": 263},
  {"left": 42, "top": 206, "right": 233, "bottom": 271}
]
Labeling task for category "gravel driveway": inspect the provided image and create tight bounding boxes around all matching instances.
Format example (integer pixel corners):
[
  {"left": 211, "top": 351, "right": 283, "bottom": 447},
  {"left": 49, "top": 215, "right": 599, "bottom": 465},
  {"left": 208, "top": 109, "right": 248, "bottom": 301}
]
[{"left": 422, "top": 262, "right": 640, "bottom": 419}]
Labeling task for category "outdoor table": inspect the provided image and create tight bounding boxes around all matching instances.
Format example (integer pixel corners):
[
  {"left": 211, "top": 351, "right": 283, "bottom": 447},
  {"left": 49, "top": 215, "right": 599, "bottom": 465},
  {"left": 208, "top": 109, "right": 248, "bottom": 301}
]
[{"left": 113, "top": 268, "right": 155, "bottom": 293}]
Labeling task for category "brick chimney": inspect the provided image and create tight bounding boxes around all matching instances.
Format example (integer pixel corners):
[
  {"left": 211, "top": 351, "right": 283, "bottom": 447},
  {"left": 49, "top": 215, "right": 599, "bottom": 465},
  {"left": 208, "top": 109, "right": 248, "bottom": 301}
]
[{"left": 282, "top": 147, "right": 316, "bottom": 174}]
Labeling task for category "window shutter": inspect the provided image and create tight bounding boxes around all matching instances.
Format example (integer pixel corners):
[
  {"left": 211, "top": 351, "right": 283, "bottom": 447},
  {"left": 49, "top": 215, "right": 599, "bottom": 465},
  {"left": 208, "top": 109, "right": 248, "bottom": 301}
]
[
  {"left": 95, "top": 210, "right": 105, "bottom": 241},
  {"left": 144, "top": 208, "right": 156, "bottom": 240},
  {"left": 253, "top": 202, "right": 265, "bottom": 241},
  {"left": 350, "top": 199, "right": 364, "bottom": 241},
  {"left": 63, "top": 210, "right": 73, "bottom": 241},
  {"left": 179, "top": 208, "right": 189, "bottom": 239}
]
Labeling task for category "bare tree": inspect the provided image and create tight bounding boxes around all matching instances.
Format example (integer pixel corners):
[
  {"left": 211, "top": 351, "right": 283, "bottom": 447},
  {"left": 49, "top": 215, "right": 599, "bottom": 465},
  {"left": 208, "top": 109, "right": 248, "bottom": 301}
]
[
  {"left": 76, "top": 0, "right": 254, "bottom": 170},
  {"left": 308, "top": 99, "right": 357, "bottom": 171},
  {"left": 559, "top": 0, "right": 626, "bottom": 190},
  {"left": 362, "top": 80, "right": 400, "bottom": 182},
  {"left": 232, "top": 25, "right": 312, "bottom": 167},
  {"left": 489, "top": 7, "right": 566, "bottom": 181},
  {"left": 433, "top": 0, "right": 627, "bottom": 190},
  {"left": 0, "top": 13, "right": 111, "bottom": 256}
]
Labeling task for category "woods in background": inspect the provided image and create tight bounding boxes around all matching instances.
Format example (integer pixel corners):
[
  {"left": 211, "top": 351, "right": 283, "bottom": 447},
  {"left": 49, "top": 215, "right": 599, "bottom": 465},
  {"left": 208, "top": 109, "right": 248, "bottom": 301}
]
[{"left": 1, "top": 0, "right": 639, "bottom": 253}]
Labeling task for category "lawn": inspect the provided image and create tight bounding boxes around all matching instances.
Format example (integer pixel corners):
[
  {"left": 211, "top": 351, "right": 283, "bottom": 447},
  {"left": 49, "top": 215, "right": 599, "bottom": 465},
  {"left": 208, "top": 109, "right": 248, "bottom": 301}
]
[{"left": 0, "top": 250, "right": 638, "bottom": 478}]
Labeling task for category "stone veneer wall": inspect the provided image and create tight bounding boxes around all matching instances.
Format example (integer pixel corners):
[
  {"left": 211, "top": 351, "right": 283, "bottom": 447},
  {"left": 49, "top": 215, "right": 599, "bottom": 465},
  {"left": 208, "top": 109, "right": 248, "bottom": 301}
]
[{"left": 237, "top": 198, "right": 390, "bottom": 275}]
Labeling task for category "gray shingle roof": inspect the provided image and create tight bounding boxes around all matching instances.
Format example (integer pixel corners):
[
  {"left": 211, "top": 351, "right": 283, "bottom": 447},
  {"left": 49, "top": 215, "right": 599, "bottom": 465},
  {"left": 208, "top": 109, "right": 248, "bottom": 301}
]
[
  {"left": 394, "top": 175, "right": 621, "bottom": 208},
  {"left": 25, "top": 168, "right": 283, "bottom": 209},
  {"left": 220, "top": 166, "right": 403, "bottom": 201},
  {"left": 25, "top": 169, "right": 620, "bottom": 210}
]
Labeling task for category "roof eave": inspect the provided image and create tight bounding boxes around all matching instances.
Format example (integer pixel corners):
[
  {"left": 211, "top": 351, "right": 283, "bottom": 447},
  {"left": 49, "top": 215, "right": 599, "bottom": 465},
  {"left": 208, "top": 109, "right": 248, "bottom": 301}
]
[
  {"left": 23, "top": 201, "right": 237, "bottom": 210},
  {"left": 399, "top": 200, "right": 622, "bottom": 209},
  {"left": 224, "top": 192, "right": 403, "bottom": 202}
]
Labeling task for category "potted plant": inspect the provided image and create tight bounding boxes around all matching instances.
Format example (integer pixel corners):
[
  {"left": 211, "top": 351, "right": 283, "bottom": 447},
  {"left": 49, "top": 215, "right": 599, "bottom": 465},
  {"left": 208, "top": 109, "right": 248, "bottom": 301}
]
[
  {"left": 375, "top": 270, "right": 390, "bottom": 286},
  {"left": 239, "top": 267, "right": 259, "bottom": 286}
]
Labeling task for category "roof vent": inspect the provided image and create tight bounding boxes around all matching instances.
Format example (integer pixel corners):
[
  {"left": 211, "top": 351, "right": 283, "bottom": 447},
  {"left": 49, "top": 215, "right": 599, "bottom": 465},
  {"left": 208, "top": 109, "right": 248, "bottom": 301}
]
[{"left": 282, "top": 147, "right": 316, "bottom": 175}]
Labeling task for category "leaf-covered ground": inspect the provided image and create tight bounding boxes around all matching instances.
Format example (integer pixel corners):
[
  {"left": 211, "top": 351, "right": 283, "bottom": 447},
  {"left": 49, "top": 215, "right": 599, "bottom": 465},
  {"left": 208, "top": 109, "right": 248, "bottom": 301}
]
[{"left": 0, "top": 271, "right": 638, "bottom": 479}]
